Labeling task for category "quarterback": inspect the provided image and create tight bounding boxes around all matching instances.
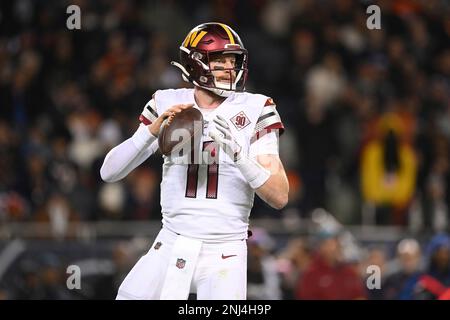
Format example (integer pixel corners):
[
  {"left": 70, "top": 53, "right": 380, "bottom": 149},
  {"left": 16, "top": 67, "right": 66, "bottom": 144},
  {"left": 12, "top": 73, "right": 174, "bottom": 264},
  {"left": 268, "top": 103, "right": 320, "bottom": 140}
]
[{"left": 100, "top": 22, "right": 289, "bottom": 300}]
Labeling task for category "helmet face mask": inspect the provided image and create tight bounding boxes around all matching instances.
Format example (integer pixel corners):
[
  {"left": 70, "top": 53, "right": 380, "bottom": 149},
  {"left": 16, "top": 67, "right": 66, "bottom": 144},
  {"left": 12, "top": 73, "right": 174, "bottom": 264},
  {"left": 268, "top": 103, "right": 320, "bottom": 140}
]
[{"left": 171, "top": 23, "right": 248, "bottom": 97}]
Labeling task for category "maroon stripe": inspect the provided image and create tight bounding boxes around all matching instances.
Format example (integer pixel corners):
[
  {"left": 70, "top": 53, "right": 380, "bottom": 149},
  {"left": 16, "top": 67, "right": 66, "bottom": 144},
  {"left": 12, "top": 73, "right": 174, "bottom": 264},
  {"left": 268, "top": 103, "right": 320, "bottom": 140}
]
[
  {"left": 139, "top": 114, "right": 151, "bottom": 125},
  {"left": 206, "top": 163, "right": 219, "bottom": 199},
  {"left": 185, "top": 164, "right": 199, "bottom": 198},
  {"left": 250, "top": 122, "right": 286, "bottom": 144},
  {"left": 265, "top": 122, "right": 284, "bottom": 132},
  {"left": 203, "top": 141, "right": 219, "bottom": 199}
]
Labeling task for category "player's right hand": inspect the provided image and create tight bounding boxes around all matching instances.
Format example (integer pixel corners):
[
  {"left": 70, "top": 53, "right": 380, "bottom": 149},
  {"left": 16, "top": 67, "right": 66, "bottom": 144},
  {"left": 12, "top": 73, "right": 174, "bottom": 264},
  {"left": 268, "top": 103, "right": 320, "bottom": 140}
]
[{"left": 148, "top": 104, "right": 194, "bottom": 136}]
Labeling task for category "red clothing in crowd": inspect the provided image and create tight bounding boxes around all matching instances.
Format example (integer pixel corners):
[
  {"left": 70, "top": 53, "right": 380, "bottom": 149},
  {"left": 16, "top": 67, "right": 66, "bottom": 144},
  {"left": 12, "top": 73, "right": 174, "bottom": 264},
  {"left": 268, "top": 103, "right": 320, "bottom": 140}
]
[{"left": 296, "top": 255, "right": 367, "bottom": 300}]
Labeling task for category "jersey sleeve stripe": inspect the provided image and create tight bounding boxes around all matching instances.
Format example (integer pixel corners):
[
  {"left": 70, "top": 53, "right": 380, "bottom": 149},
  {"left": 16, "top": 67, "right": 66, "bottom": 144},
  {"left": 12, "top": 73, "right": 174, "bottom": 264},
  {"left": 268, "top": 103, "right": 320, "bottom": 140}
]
[
  {"left": 255, "top": 114, "right": 282, "bottom": 132},
  {"left": 146, "top": 104, "right": 158, "bottom": 118},
  {"left": 259, "top": 105, "right": 277, "bottom": 116},
  {"left": 140, "top": 99, "right": 158, "bottom": 124},
  {"left": 256, "top": 111, "right": 276, "bottom": 124},
  {"left": 250, "top": 129, "right": 272, "bottom": 144},
  {"left": 250, "top": 123, "right": 284, "bottom": 143},
  {"left": 139, "top": 114, "right": 152, "bottom": 125},
  {"left": 265, "top": 122, "right": 284, "bottom": 132}
]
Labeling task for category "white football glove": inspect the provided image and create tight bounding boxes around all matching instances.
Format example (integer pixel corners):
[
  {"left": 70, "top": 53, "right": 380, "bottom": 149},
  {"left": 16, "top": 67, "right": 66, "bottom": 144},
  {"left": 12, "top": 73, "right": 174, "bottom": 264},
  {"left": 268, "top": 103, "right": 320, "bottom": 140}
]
[
  {"left": 208, "top": 115, "right": 243, "bottom": 162},
  {"left": 208, "top": 115, "right": 270, "bottom": 189}
]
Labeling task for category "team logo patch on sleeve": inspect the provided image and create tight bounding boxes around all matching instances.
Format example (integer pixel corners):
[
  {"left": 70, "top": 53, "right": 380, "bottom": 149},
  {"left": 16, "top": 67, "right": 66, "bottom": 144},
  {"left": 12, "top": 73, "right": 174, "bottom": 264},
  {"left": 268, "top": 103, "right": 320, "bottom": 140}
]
[
  {"left": 230, "top": 111, "right": 251, "bottom": 130},
  {"left": 176, "top": 258, "right": 186, "bottom": 269}
]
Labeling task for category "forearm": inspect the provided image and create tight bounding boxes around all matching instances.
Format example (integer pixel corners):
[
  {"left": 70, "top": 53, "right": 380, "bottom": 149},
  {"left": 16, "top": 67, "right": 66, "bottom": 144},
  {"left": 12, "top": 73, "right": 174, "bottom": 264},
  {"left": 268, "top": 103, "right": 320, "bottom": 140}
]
[
  {"left": 255, "top": 169, "right": 289, "bottom": 210},
  {"left": 100, "top": 125, "right": 158, "bottom": 182},
  {"left": 236, "top": 154, "right": 289, "bottom": 210}
]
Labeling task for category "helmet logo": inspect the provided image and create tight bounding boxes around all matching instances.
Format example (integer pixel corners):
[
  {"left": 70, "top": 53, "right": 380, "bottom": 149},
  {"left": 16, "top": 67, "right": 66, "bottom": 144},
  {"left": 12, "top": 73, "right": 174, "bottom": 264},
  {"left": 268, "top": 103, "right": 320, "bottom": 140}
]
[
  {"left": 183, "top": 30, "right": 207, "bottom": 48},
  {"left": 218, "top": 23, "right": 235, "bottom": 44}
]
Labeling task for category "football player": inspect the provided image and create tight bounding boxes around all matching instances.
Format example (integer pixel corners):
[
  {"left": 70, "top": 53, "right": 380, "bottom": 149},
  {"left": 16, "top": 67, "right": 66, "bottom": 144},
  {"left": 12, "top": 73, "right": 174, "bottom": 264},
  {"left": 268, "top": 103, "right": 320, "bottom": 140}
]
[{"left": 100, "top": 22, "right": 289, "bottom": 300}]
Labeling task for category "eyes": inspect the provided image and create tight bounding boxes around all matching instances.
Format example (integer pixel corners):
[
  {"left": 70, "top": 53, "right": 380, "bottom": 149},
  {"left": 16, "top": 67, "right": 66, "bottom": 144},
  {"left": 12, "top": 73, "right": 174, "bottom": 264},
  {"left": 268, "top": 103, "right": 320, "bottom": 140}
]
[
  {"left": 210, "top": 57, "right": 236, "bottom": 69},
  {"left": 216, "top": 58, "right": 236, "bottom": 65}
]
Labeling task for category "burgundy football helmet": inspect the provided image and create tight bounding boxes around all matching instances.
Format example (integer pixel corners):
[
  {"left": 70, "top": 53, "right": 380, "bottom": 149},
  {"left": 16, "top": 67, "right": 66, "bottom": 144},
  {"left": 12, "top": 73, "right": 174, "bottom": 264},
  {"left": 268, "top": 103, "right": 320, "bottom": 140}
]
[{"left": 171, "top": 22, "right": 248, "bottom": 97}]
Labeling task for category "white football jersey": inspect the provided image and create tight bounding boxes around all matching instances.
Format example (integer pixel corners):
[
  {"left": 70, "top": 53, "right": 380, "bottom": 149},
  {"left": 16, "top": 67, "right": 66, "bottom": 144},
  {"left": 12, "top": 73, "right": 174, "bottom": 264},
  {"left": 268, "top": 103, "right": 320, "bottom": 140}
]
[{"left": 139, "top": 88, "right": 284, "bottom": 241}]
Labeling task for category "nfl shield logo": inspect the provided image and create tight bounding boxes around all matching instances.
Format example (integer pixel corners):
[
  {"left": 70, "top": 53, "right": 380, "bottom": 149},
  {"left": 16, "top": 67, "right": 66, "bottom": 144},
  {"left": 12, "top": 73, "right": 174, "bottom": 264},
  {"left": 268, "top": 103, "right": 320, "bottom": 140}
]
[{"left": 176, "top": 258, "right": 186, "bottom": 269}]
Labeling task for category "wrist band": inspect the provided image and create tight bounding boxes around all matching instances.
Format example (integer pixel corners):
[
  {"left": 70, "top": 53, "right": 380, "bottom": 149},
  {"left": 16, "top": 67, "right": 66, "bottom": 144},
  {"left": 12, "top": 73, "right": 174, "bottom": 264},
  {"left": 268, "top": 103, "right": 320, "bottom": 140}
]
[{"left": 235, "top": 155, "right": 271, "bottom": 189}]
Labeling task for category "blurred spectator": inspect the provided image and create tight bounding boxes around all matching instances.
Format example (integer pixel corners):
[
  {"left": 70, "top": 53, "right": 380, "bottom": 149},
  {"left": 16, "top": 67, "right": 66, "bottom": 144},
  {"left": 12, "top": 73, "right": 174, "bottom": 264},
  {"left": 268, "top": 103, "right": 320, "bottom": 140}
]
[
  {"left": 14, "top": 253, "right": 75, "bottom": 300},
  {"left": 305, "top": 52, "right": 346, "bottom": 111},
  {"left": 296, "top": 95, "right": 338, "bottom": 216},
  {"left": 125, "top": 167, "right": 160, "bottom": 220},
  {"left": 247, "top": 228, "right": 282, "bottom": 300},
  {"left": 415, "top": 132, "right": 449, "bottom": 232},
  {"left": 0, "top": 191, "right": 30, "bottom": 221},
  {"left": 277, "top": 237, "right": 311, "bottom": 299},
  {"left": 35, "top": 192, "right": 79, "bottom": 239},
  {"left": 361, "top": 246, "right": 388, "bottom": 300},
  {"left": 98, "top": 181, "right": 126, "bottom": 220},
  {"left": 415, "top": 233, "right": 450, "bottom": 299},
  {"left": 295, "top": 230, "right": 367, "bottom": 299},
  {"left": 383, "top": 238, "right": 423, "bottom": 300},
  {"left": 38, "top": 253, "right": 75, "bottom": 299}
]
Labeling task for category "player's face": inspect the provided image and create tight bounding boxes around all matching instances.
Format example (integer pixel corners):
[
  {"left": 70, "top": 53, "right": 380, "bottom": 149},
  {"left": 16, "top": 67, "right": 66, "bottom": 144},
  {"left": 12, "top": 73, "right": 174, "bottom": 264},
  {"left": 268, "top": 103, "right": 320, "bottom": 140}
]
[{"left": 209, "top": 53, "right": 237, "bottom": 85}]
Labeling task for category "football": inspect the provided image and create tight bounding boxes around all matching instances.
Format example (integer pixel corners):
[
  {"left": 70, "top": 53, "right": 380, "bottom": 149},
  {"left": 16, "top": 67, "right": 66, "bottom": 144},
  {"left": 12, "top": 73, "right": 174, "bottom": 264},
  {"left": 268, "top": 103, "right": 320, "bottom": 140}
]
[{"left": 158, "top": 107, "right": 204, "bottom": 156}]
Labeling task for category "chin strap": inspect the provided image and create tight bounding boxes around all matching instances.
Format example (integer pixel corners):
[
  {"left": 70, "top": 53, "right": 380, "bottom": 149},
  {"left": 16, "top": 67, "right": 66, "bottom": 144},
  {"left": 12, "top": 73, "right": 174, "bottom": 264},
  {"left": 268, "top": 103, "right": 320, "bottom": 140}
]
[{"left": 204, "top": 86, "right": 233, "bottom": 97}]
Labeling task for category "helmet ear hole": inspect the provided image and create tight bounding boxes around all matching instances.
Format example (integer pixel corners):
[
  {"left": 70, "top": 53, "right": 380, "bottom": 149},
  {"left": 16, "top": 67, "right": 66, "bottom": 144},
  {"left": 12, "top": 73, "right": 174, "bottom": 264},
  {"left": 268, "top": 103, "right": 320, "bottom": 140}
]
[{"left": 191, "top": 52, "right": 203, "bottom": 60}]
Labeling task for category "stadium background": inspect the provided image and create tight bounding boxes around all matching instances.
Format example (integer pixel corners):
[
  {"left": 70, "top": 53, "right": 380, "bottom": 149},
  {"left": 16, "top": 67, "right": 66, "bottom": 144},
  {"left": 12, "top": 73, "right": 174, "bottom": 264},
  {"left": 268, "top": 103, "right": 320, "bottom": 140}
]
[{"left": 0, "top": 0, "right": 449, "bottom": 299}]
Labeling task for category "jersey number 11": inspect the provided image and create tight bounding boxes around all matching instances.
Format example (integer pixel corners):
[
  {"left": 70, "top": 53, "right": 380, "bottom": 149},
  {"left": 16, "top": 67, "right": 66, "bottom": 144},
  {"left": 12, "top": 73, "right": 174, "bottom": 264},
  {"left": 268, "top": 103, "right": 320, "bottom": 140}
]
[{"left": 185, "top": 141, "right": 219, "bottom": 199}]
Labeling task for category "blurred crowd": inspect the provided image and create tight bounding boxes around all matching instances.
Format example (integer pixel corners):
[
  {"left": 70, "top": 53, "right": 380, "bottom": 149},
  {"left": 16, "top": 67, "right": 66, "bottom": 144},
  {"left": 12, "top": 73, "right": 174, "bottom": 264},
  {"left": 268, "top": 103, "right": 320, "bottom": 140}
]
[
  {"left": 2, "top": 228, "right": 450, "bottom": 300},
  {"left": 248, "top": 228, "right": 450, "bottom": 300},
  {"left": 0, "top": 0, "right": 449, "bottom": 300},
  {"left": 0, "top": 0, "right": 449, "bottom": 228}
]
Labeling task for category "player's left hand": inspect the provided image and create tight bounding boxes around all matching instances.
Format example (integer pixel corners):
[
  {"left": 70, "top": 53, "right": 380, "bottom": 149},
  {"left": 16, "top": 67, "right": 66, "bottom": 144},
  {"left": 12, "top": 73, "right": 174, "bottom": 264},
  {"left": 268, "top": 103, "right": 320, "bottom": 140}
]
[{"left": 209, "top": 115, "right": 242, "bottom": 162}]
